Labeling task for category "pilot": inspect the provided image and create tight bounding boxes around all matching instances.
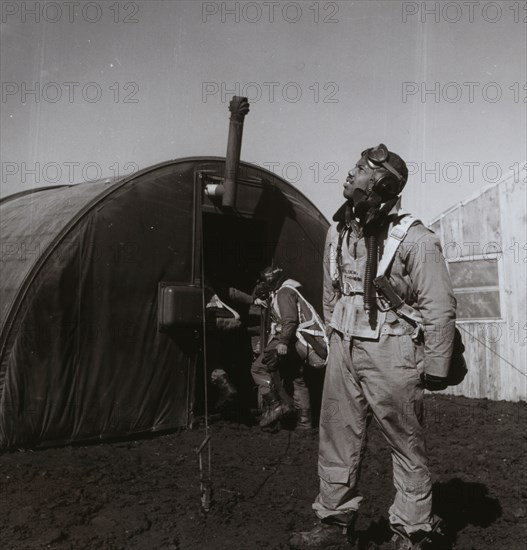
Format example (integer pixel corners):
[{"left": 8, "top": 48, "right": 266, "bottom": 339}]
[{"left": 290, "top": 145, "right": 456, "bottom": 549}]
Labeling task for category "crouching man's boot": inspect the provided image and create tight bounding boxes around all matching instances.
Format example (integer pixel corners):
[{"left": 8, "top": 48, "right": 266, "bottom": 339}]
[
  {"left": 295, "top": 409, "right": 312, "bottom": 431},
  {"left": 289, "top": 513, "right": 357, "bottom": 549},
  {"left": 293, "top": 379, "right": 312, "bottom": 432},
  {"left": 210, "top": 369, "right": 237, "bottom": 410},
  {"left": 259, "top": 387, "right": 294, "bottom": 428}
]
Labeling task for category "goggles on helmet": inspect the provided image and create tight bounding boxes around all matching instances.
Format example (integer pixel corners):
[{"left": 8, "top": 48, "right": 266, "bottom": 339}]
[{"left": 361, "top": 143, "right": 404, "bottom": 185}]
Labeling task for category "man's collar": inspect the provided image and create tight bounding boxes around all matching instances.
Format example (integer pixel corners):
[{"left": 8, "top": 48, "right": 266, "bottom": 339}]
[{"left": 332, "top": 202, "right": 350, "bottom": 223}]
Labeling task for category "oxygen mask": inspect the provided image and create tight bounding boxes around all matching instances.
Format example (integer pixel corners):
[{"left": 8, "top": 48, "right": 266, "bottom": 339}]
[{"left": 352, "top": 188, "right": 384, "bottom": 229}]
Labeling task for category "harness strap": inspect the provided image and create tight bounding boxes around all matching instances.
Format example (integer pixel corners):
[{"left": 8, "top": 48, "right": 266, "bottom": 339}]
[
  {"left": 299, "top": 328, "right": 326, "bottom": 337},
  {"left": 376, "top": 215, "right": 417, "bottom": 277},
  {"left": 206, "top": 294, "right": 241, "bottom": 320},
  {"left": 335, "top": 225, "right": 348, "bottom": 291},
  {"left": 375, "top": 215, "right": 425, "bottom": 326}
]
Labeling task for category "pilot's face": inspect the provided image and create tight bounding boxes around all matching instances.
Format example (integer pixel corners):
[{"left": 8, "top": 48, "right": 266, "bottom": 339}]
[{"left": 343, "top": 157, "right": 374, "bottom": 201}]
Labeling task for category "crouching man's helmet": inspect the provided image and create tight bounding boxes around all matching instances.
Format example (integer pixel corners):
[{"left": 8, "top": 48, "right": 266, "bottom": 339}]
[
  {"left": 254, "top": 266, "right": 285, "bottom": 299},
  {"left": 260, "top": 266, "right": 284, "bottom": 290}
]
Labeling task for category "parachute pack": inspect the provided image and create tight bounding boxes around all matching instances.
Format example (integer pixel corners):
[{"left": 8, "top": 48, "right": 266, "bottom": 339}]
[{"left": 279, "top": 284, "right": 329, "bottom": 369}]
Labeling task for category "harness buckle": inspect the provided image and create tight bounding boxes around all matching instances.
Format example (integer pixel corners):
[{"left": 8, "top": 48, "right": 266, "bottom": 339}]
[{"left": 341, "top": 281, "right": 363, "bottom": 296}]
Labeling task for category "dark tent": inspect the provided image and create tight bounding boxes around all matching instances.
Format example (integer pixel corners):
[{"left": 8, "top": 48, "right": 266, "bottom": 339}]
[{"left": 0, "top": 157, "right": 329, "bottom": 449}]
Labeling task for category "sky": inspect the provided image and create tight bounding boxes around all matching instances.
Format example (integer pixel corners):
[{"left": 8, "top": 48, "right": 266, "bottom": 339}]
[{"left": 1, "top": 0, "right": 526, "bottom": 223}]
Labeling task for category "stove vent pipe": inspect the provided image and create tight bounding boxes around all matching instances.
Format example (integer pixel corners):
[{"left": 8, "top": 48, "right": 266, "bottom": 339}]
[{"left": 222, "top": 96, "right": 250, "bottom": 207}]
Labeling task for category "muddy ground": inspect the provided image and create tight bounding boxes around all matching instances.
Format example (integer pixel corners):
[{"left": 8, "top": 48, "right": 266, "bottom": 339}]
[{"left": 0, "top": 394, "right": 525, "bottom": 550}]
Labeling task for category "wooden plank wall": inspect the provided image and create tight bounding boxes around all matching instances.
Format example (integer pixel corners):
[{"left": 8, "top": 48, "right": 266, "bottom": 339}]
[
  {"left": 497, "top": 176, "right": 526, "bottom": 400},
  {"left": 434, "top": 177, "right": 526, "bottom": 402}
]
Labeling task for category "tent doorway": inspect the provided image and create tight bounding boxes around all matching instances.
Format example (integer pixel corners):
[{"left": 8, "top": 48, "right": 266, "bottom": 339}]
[
  {"left": 201, "top": 212, "right": 267, "bottom": 294},
  {"left": 199, "top": 213, "right": 268, "bottom": 420}
]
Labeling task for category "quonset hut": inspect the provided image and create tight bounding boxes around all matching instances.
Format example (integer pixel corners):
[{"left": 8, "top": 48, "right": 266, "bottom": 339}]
[
  {"left": 429, "top": 169, "right": 526, "bottom": 402},
  {"left": 0, "top": 99, "right": 329, "bottom": 449}
]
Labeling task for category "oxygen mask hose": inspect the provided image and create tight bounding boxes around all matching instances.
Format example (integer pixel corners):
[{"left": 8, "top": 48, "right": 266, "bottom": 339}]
[{"left": 363, "top": 234, "right": 378, "bottom": 312}]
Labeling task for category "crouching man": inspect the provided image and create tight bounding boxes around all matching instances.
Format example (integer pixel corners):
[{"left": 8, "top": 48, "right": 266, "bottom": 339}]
[
  {"left": 290, "top": 145, "right": 456, "bottom": 549},
  {"left": 251, "top": 266, "right": 313, "bottom": 431}
]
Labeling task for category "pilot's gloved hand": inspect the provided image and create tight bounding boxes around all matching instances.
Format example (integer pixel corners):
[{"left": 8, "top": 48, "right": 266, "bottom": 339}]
[{"left": 420, "top": 372, "right": 448, "bottom": 391}]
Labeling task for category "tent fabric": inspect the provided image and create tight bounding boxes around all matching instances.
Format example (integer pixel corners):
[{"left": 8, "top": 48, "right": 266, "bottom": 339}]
[
  {"left": 0, "top": 158, "right": 328, "bottom": 449},
  {"left": 0, "top": 181, "right": 114, "bottom": 330}
]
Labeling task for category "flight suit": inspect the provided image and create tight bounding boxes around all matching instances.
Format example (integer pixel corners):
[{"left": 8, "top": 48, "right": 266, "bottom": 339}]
[{"left": 315, "top": 207, "right": 456, "bottom": 535}]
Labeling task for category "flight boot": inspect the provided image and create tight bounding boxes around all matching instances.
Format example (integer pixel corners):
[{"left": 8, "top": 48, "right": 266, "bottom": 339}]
[
  {"left": 259, "top": 388, "right": 294, "bottom": 428},
  {"left": 292, "top": 380, "right": 312, "bottom": 431},
  {"left": 289, "top": 513, "right": 357, "bottom": 549},
  {"left": 390, "top": 516, "right": 444, "bottom": 550}
]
